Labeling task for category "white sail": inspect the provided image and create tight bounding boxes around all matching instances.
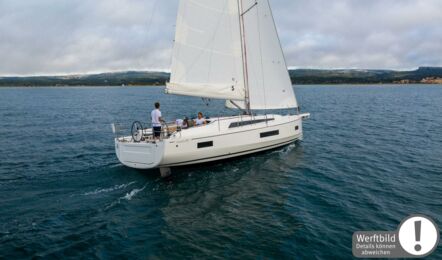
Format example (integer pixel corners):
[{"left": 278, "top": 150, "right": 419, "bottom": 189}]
[
  {"left": 167, "top": 0, "right": 298, "bottom": 110},
  {"left": 240, "top": 0, "right": 298, "bottom": 110},
  {"left": 166, "top": 0, "right": 246, "bottom": 101}
]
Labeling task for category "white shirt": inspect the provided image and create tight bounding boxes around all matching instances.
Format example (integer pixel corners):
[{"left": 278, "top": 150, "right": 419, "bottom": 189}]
[
  {"left": 151, "top": 109, "right": 162, "bottom": 127},
  {"left": 195, "top": 118, "right": 205, "bottom": 126}
]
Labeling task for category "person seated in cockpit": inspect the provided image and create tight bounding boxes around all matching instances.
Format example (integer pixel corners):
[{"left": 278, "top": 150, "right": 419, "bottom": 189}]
[
  {"left": 194, "top": 112, "right": 207, "bottom": 126},
  {"left": 176, "top": 117, "right": 190, "bottom": 129},
  {"left": 182, "top": 117, "right": 189, "bottom": 128}
]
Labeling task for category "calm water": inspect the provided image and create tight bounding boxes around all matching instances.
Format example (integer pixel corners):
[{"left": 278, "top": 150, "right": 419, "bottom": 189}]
[{"left": 0, "top": 85, "right": 441, "bottom": 259}]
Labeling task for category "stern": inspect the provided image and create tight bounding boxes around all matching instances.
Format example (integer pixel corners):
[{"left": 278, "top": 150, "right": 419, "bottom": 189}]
[{"left": 115, "top": 139, "right": 165, "bottom": 169}]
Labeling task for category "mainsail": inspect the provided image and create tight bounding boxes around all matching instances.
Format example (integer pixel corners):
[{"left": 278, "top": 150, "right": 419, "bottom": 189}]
[
  {"left": 166, "top": 0, "right": 245, "bottom": 100},
  {"left": 166, "top": 0, "right": 298, "bottom": 110}
]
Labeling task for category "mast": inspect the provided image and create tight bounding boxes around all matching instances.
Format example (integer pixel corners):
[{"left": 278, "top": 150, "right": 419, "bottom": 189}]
[
  {"left": 238, "top": 0, "right": 251, "bottom": 114},
  {"left": 168, "top": 0, "right": 297, "bottom": 110}
]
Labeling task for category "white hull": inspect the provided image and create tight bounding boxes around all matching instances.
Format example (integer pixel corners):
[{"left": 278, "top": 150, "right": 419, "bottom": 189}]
[{"left": 115, "top": 114, "right": 309, "bottom": 170}]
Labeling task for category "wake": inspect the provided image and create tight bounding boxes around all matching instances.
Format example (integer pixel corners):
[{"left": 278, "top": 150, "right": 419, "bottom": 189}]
[
  {"left": 81, "top": 181, "right": 137, "bottom": 196},
  {"left": 104, "top": 183, "right": 148, "bottom": 210}
]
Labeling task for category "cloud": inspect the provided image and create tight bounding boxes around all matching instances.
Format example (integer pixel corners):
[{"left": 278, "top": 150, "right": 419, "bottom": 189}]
[
  {"left": 0, "top": 0, "right": 441, "bottom": 75},
  {"left": 275, "top": 0, "right": 442, "bottom": 69}
]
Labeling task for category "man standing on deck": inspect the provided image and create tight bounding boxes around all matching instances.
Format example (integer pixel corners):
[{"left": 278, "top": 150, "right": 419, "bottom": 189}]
[{"left": 151, "top": 102, "right": 163, "bottom": 140}]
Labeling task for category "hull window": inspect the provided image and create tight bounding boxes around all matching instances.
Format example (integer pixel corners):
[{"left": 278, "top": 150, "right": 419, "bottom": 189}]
[
  {"left": 229, "top": 118, "right": 274, "bottom": 128},
  {"left": 198, "top": 141, "right": 213, "bottom": 149},
  {"left": 260, "top": 130, "right": 279, "bottom": 138},
  {"left": 295, "top": 125, "right": 299, "bottom": 130}
]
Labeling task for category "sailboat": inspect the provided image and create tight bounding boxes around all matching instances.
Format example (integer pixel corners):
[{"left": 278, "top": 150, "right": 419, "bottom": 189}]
[{"left": 114, "top": 0, "right": 310, "bottom": 173}]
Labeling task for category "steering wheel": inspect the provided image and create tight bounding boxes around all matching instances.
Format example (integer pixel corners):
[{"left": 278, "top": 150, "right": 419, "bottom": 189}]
[{"left": 131, "top": 121, "right": 144, "bottom": 142}]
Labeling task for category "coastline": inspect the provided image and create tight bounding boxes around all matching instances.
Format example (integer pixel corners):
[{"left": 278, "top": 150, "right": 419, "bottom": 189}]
[
  {"left": 1, "top": 67, "right": 442, "bottom": 87},
  {"left": 1, "top": 83, "right": 442, "bottom": 88}
]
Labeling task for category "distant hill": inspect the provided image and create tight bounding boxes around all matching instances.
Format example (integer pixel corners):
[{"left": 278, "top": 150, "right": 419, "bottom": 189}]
[
  {"left": 290, "top": 67, "right": 442, "bottom": 84},
  {"left": 0, "top": 71, "right": 170, "bottom": 87},
  {"left": 1, "top": 67, "right": 442, "bottom": 86}
]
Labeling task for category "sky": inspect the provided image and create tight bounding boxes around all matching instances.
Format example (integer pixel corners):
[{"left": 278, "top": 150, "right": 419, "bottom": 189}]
[{"left": 0, "top": 0, "right": 441, "bottom": 76}]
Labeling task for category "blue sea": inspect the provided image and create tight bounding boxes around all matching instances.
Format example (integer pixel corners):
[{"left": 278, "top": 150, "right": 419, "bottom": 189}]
[{"left": 0, "top": 85, "right": 441, "bottom": 259}]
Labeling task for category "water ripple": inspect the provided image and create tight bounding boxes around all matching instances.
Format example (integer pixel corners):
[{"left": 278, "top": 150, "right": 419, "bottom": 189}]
[
  {"left": 80, "top": 181, "right": 137, "bottom": 196},
  {"left": 0, "top": 85, "right": 441, "bottom": 258}
]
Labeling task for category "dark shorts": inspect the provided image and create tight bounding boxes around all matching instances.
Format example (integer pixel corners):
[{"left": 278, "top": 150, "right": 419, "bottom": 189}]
[{"left": 153, "top": 126, "right": 162, "bottom": 137}]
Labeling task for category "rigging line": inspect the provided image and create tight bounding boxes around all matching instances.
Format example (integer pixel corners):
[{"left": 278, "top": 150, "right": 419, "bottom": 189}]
[
  {"left": 141, "top": 0, "right": 161, "bottom": 68},
  {"left": 238, "top": 0, "right": 251, "bottom": 114},
  {"left": 241, "top": 1, "right": 258, "bottom": 16},
  {"left": 228, "top": 100, "right": 246, "bottom": 112}
]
